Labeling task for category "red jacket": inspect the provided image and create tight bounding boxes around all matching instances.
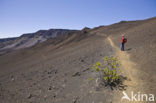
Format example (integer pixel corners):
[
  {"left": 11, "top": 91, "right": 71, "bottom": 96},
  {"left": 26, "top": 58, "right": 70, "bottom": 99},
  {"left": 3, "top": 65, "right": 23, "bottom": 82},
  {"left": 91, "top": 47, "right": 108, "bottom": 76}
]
[{"left": 121, "top": 36, "right": 124, "bottom": 43}]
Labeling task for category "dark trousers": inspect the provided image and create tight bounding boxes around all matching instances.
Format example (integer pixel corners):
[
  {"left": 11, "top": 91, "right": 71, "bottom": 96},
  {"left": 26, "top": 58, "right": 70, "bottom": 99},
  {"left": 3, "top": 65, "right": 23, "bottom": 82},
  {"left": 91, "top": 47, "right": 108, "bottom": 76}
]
[{"left": 121, "top": 43, "right": 124, "bottom": 51}]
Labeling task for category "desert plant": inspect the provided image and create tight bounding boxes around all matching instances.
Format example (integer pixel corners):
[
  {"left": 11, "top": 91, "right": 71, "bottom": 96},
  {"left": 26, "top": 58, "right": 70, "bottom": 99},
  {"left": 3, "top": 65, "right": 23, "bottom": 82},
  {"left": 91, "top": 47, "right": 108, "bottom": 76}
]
[{"left": 91, "top": 56, "right": 121, "bottom": 86}]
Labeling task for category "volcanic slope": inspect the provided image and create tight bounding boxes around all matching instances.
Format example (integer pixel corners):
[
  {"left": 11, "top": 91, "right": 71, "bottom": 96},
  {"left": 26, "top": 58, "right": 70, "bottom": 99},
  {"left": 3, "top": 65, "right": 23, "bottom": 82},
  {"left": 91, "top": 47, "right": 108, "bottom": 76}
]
[{"left": 0, "top": 17, "right": 156, "bottom": 103}]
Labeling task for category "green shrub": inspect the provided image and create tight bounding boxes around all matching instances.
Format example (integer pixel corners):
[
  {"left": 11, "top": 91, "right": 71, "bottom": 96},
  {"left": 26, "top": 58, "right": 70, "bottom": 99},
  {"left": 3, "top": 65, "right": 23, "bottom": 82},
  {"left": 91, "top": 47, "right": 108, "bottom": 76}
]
[{"left": 91, "top": 56, "right": 121, "bottom": 86}]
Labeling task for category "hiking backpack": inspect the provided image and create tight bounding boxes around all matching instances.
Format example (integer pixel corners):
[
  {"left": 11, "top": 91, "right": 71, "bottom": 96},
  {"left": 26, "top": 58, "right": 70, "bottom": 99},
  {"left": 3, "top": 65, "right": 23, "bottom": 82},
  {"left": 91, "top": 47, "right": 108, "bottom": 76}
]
[{"left": 124, "top": 38, "right": 127, "bottom": 43}]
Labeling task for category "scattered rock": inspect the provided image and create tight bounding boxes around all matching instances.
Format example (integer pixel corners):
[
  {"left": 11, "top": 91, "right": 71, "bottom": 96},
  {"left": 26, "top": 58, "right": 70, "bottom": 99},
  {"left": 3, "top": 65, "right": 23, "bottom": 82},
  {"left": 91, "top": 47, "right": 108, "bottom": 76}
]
[
  {"left": 44, "top": 94, "right": 47, "bottom": 99},
  {"left": 95, "top": 87, "right": 100, "bottom": 91},
  {"left": 80, "top": 59, "right": 84, "bottom": 62},
  {"left": 52, "top": 86, "right": 55, "bottom": 89},
  {"left": 72, "top": 97, "right": 79, "bottom": 103},
  {"left": 10, "top": 75, "right": 15, "bottom": 81},
  {"left": 54, "top": 70, "right": 57, "bottom": 74},
  {"left": 72, "top": 72, "right": 81, "bottom": 77},
  {"left": 82, "top": 68, "right": 90, "bottom": 72},
  {"left": 33, "top": 83, "right": 36, "bottom": 85},
  {"left": 47, "top": 69, "right": 58, "bottom": 74},
  {"left": 27, "top": 94, "right": 32, "bottom": 99},
  {"left": 48, "top": 86, "right": 52, "bottom": 90},
  {"left": 53, "top": 95, "right": 56, "bottom": 98},
  {"left": 48, "top": 71, "right": 52, "bottom": 74},
  {"left": 89, "top": 90, "right": 93, "bottom": 94}
]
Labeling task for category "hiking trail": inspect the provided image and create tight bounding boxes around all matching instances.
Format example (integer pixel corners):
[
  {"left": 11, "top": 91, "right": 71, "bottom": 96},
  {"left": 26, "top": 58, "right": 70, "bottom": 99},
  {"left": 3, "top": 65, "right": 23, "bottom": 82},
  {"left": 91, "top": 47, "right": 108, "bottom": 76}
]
[{"left": 107, "top": 37, "right": 145, "bottom": 103}]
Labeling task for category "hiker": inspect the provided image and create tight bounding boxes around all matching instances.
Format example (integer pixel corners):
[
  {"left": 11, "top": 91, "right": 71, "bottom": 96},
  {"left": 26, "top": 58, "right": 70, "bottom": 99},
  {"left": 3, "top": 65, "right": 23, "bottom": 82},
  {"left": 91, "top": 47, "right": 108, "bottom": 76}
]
[{"left": 121, "top": 35, "right": 127, "bottom": 51}]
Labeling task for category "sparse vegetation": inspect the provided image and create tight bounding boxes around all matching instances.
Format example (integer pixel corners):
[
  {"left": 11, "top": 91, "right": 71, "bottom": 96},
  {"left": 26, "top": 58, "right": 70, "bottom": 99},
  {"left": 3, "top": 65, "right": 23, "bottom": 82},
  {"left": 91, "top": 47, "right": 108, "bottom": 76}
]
[{"left": 90, "top": 56, "right": 121, "bottom": 87}]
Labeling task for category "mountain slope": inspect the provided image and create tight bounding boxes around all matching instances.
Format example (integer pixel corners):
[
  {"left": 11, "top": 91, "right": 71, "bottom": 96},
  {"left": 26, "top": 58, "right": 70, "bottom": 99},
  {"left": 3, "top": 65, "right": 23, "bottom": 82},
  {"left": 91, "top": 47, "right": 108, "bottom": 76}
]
[
  {"left": 0, "top": 29, "right": 77, "bottom": 55},
  {"left": 0, "top": 17, "right": 155, "bottom": 103}
]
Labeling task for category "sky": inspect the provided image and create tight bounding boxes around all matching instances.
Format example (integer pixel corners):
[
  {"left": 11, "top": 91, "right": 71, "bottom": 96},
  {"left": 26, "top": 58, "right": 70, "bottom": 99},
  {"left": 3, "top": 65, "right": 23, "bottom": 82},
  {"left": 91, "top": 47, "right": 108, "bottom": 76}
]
[{"left": 0, "top": 0, "right": 156, "bottom": 38}]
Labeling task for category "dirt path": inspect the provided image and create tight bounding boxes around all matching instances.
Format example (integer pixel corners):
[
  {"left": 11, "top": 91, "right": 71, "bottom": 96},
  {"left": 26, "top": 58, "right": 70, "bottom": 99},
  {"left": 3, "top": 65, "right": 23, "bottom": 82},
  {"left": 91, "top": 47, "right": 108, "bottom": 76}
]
[{"left": 107, "top": 37, "right": 146, "bottom": 103}]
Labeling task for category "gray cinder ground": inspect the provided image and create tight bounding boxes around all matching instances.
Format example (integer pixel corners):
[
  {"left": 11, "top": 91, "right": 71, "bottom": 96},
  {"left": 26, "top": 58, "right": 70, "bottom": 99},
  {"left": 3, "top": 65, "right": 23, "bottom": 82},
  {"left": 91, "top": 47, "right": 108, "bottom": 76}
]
[{"left": 0, "top": 17, "right": 156, "bottom": 103}]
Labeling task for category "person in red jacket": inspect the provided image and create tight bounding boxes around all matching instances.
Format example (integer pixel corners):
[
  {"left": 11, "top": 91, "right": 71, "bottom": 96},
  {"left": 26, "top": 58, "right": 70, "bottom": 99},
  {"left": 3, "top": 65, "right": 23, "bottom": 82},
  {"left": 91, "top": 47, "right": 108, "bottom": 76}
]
[{"left": 121, "top": 35, "right": 127, "bottom": 51}]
